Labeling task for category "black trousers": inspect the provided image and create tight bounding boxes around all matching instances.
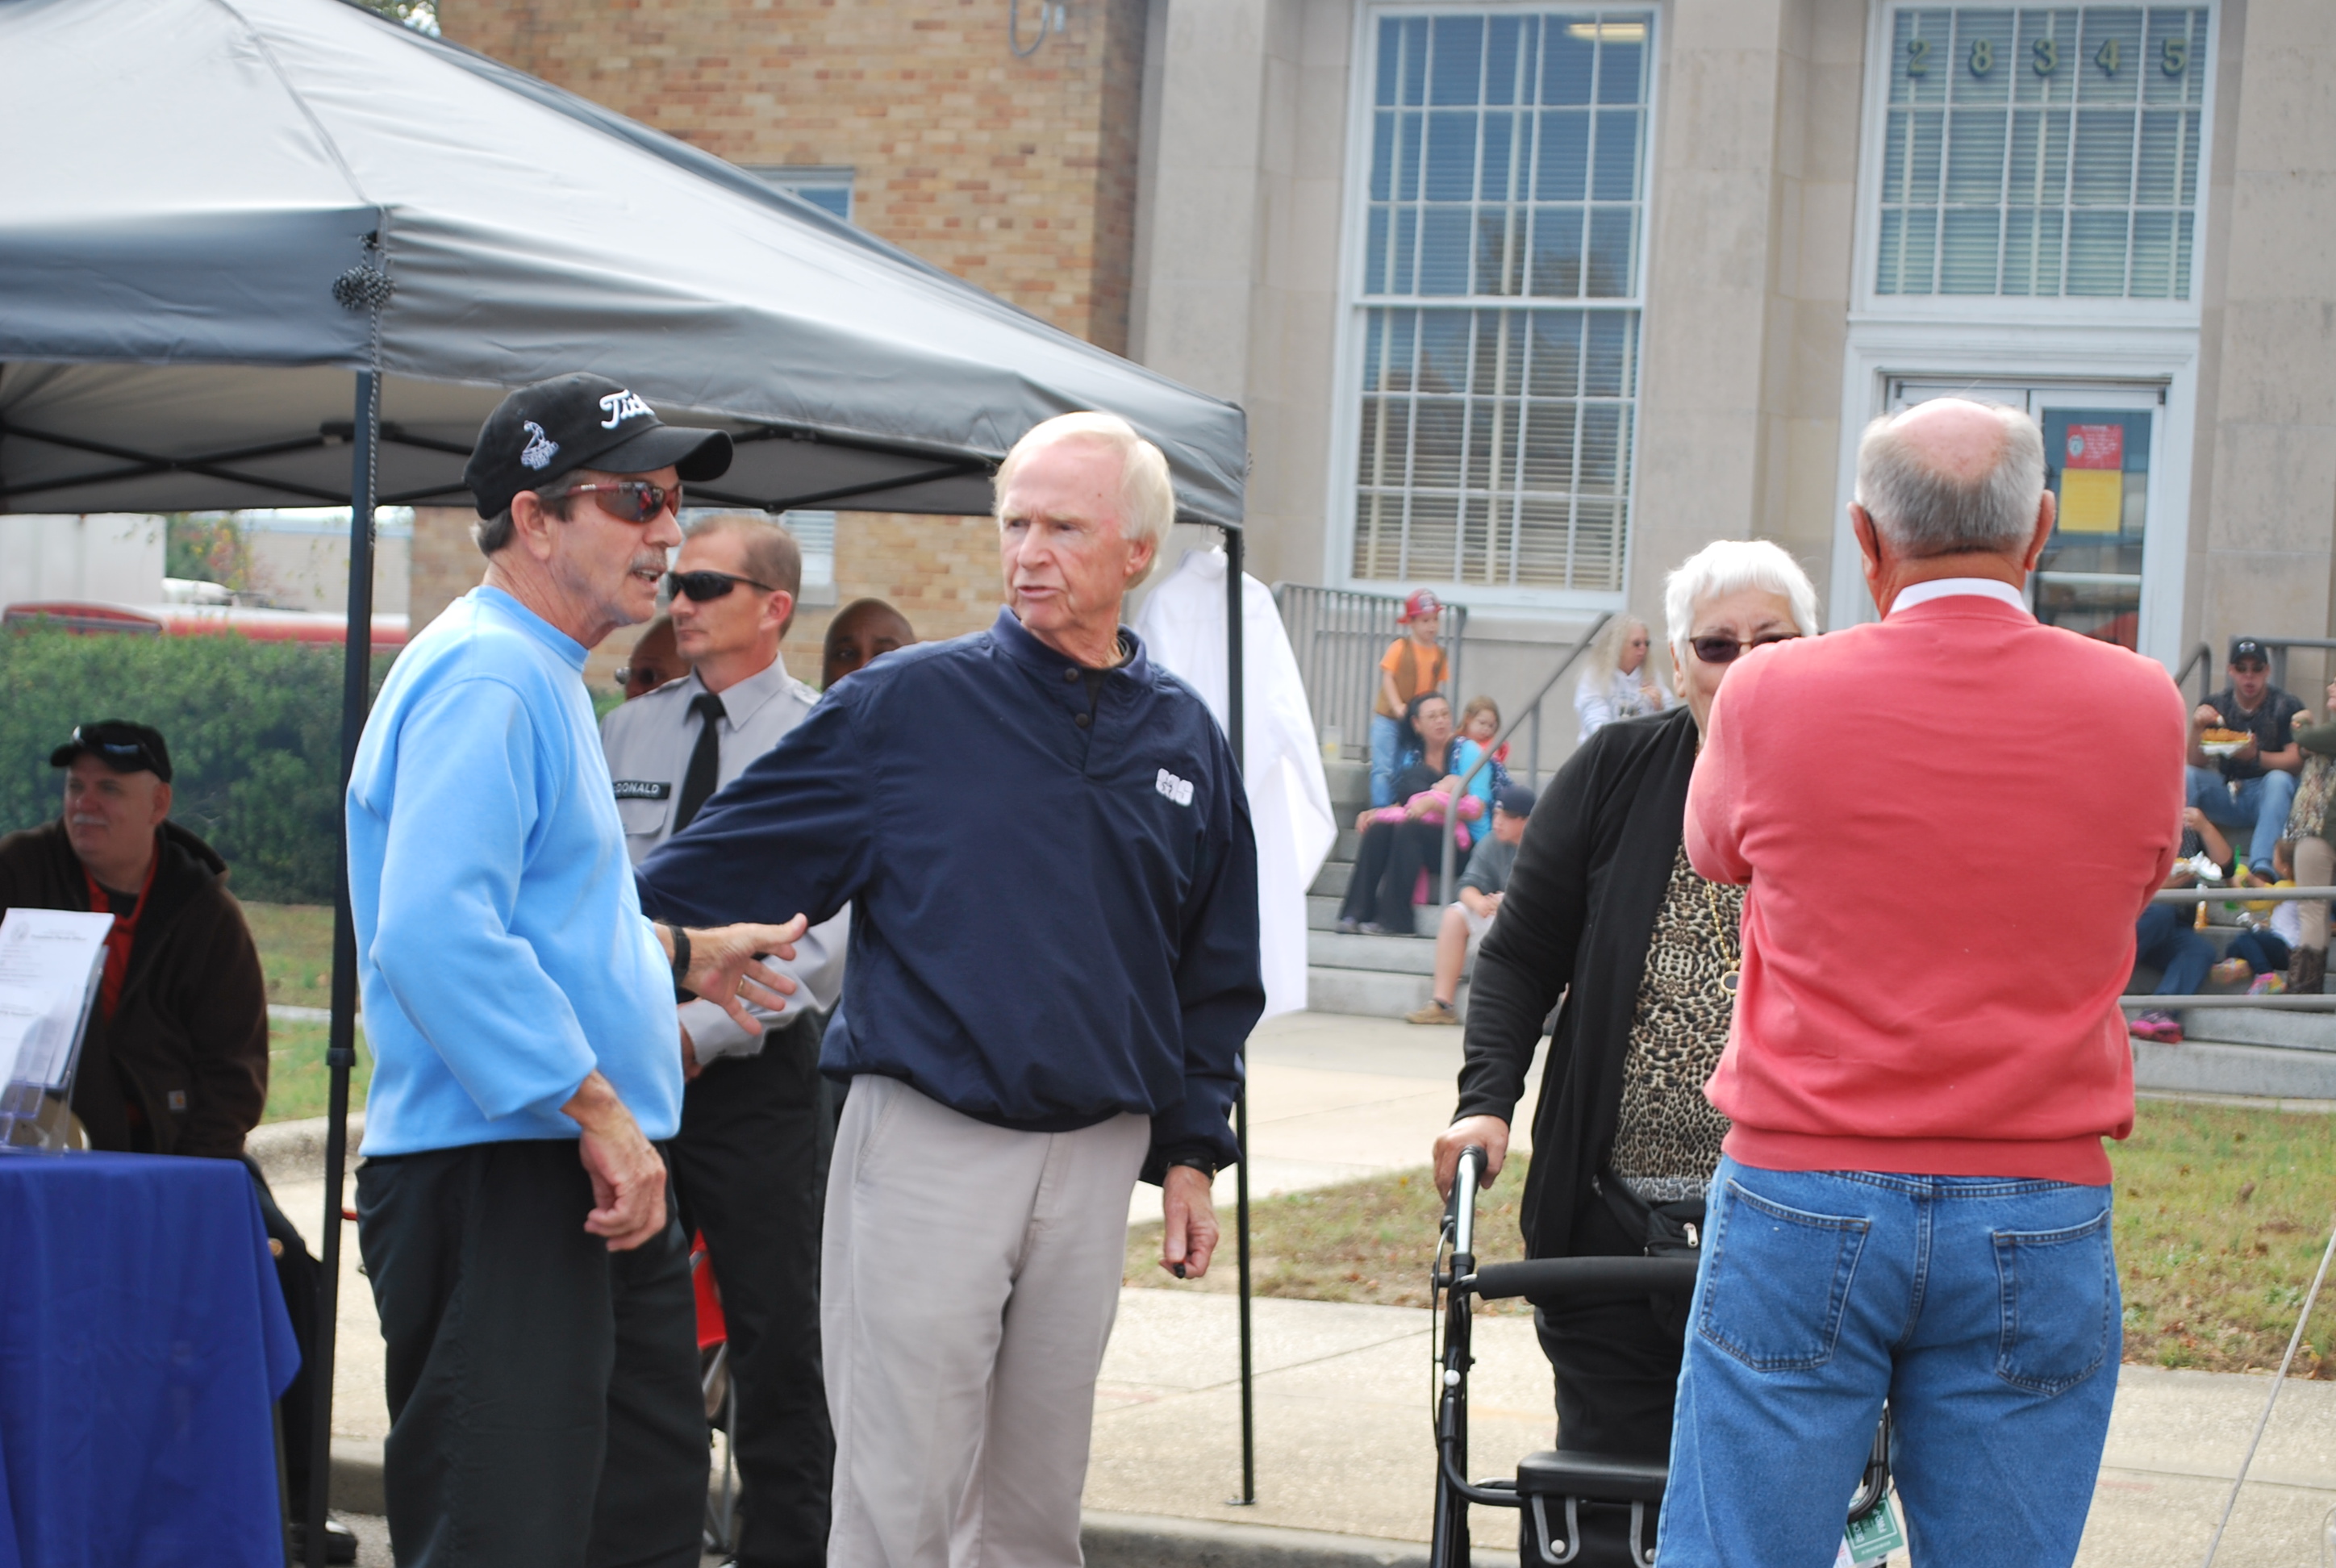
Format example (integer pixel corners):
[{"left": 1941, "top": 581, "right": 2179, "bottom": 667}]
[
  {"left": 355, "top": 1139, "right": 707, "bottom": 1568},
  {"left": 243, "top": 1159, "right": 321, "bottom": 1520},
  {"left": 668, "top": 1014, "right": 835, "bottom": 1568},
  {"left": 1533, "top": 1193, "right": 1685, "bottom": 1466},
  {"left": 1337, "top": 819, "right": 1445, "bottom": 929}
]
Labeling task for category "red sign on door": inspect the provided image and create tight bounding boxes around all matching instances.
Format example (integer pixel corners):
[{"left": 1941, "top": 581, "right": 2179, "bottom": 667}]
[{"left": 2065, "top": 424, "right": 2124, "bottom": 470}]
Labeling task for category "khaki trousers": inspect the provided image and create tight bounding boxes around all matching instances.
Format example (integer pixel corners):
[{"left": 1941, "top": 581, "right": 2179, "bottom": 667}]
[
  {"left": 2296, "top": 836, "right": 2334, "bottom": 952},
  {"left": 823, "top": 1074, "right": 1149, "bottom": 1568}
]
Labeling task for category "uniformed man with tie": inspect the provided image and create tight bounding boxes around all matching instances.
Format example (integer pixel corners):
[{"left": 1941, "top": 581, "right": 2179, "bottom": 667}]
[{"left": 600, "top": 512, "right": 848, "bottom": 1568}]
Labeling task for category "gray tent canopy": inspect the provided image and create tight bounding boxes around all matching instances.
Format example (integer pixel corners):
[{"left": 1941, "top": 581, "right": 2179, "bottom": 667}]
[
  {"left": 0, "top": 0, "right": 1264, "bottom": 1553},
  {"left": 0, "top": 0, "right": 1247, "bottom": 525}
]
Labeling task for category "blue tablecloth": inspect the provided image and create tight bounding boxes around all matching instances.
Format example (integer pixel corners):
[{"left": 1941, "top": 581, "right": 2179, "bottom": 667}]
[{"left": 0, "top": 1152, "right": 300, "bottom": 1567}]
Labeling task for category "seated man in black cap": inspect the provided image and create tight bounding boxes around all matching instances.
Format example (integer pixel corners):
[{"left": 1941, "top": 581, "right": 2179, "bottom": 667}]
[
  {"left": 2188, "top": 636, "right": 2304, "bottom": 878},
  {"left": 0, "top": 720, "right": 356, "bottom": 1558}
]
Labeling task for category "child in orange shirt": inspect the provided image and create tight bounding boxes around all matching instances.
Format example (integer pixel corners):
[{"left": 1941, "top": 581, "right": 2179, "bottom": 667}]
[{"left": 1370, "top": 590, "right": 1446, "bottom": 807}]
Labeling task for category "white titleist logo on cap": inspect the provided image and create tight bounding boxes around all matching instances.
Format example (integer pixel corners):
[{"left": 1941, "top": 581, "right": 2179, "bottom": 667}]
[
  {"left": 519, "top": 420, "right": 559, "bottom": 470},
  {"left": 599, "top": 389, "right": 653, "bottom": 428},
  {"left": 1156, "top": 769, "right": 1194, "bottom": 807}
]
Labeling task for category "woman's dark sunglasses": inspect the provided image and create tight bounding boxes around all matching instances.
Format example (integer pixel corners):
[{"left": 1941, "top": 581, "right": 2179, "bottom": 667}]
[
  {"left": 561, "top": 480, "right": 682, "bottom": 523},
  {"left": 666, "top": 569, "right": 777, "bottom": 603},
  {"left": 1691, "top": 632, "right": 1800, "bottom": 665}
]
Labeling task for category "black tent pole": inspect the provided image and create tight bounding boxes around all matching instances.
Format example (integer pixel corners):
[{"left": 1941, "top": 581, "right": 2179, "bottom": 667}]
[
  {"left": 305, "top": 369, "right": 378, "bottom": 1567},
  {"left": 1218, "top": 522, "right": 1254, "bottom": 1507}
]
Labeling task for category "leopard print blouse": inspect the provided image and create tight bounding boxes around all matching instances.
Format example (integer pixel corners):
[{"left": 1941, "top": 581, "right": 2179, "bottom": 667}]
[{"left": 1608, "top": 842, "right": 1740, "bottom": 1202}]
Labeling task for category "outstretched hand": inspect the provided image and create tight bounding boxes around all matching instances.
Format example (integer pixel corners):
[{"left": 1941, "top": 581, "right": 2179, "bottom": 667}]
[{"left": 664, "top": 917, "right": 807, "bottom": 1038}]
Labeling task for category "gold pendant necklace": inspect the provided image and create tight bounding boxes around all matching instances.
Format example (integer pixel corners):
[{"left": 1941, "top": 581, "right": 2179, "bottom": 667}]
[{"left": 1703, "top": 879, "right": 1742, "bottom": 999}]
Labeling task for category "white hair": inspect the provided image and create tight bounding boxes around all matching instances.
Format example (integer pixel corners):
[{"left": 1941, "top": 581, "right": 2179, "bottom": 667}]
[
  {"left": 1662, "top": 539, "right": 1823, "bottom": 668},
  {"left": 993, "top": 411, "right": 1176, "bottom": 588},
  {"left": 1854, "top": 398, "right": 2045, "bottom": 557},
  {"left": 1579, "top": 614, "right": 1649, "bottom": 694}
]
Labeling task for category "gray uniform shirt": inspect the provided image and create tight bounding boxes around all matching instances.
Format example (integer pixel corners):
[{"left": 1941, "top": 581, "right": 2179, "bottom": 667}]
[{"left": 599, "top": 654, "right": 849, "bottom": 1062}]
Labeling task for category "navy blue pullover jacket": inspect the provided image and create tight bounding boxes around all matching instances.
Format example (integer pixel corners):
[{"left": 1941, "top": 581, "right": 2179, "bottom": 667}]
[{"left": 636, "top": 607, "right": 1262, "bottom": 1180}]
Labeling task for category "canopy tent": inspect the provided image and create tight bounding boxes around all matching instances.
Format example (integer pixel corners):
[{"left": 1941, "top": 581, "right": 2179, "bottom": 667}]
[
  {"left": 0, "top": 0, "right": 1263, "bottom": 1550},
  {"left": 0, "top": 0, "right": 1246, "bottom": 521}
]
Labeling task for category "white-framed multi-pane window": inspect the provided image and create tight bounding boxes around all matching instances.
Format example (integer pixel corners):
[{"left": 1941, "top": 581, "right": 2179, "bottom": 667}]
[
  {"left": 1874, "top": 6, "right": 2211, "bottom": 299},
  {"left": 1338, "top": 10, "right": 1653, "bottom": 597}
]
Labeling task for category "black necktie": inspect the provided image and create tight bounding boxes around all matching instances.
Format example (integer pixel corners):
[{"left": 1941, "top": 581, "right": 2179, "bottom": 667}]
[{"left": 674, "top": 692, "right": 727, "bottom": 833}]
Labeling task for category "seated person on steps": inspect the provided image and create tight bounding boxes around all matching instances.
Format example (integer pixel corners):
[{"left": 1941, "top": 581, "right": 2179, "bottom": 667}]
[{"left": 1406, "top": 783, "right": 1535, "bottom": 1026}]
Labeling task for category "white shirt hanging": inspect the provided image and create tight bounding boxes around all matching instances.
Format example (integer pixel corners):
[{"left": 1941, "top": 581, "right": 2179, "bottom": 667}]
[{"left": 1133, "top": 548, "right": 1335, "bottom": 1020}]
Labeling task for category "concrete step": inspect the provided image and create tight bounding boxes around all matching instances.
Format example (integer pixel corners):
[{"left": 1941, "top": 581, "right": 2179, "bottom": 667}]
[
  {"left": 1308, "top": 895, "right": 1441, "bottom": 936},
  {"left": 2179, "top": 1007, "right": 2336, "bottom": 1052},
  {"left": 1324, "top": 758, "right": 1370, "bottom": 815},
  {"left": 1306, "top": 965, "right": 1468, "bottom": 1019},
  {"left": 1336, "top": 827, "right": 1362, "bottom": 860},
  {"left": 2133, "top": 1037, "right": 2336, "bottom": 1099},
  {"left": 1310, "top": 860, "right": 1354, "bottom": 899},
  {"left": 1309, "top": 929, "right": 1438, "bottom": 974}
]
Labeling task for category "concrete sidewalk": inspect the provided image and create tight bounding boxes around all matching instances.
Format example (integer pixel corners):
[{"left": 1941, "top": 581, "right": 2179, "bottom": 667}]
[{"left": 270, "top": 1011, "right": 2336, "bottom": 1565}]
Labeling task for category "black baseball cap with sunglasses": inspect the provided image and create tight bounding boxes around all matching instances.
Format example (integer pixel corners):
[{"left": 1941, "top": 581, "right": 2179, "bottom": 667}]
[
  {"left": 464, "top": 373, "right": 734, "bottom": 520},
  {"left": 51, "top": 720, "right": 173, "bottom": 782}
]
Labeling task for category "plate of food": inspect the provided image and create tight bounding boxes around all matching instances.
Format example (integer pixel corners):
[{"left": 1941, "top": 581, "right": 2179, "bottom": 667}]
[{"left": 2200, "top": 727, "right": 2252, "bottom": 757}]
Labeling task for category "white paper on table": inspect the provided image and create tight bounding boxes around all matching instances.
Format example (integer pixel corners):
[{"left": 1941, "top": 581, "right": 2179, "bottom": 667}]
[{"left": 0, "top": 908, "right": 113, "bottom": 1090}]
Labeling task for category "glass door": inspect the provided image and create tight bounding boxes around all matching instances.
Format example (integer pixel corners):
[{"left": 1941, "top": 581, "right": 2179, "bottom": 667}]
[{"left": 1885, "top": 381, "right": 2162, "bottom": 651}]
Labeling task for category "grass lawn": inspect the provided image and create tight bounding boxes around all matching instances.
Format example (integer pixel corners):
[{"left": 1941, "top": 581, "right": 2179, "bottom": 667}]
[
  {"left": 241, "top": 899, "right": 338, "bottom": 1013},
  {"left": 244, "top": 901, "right": 368, "bottom": 1124},
  {"left": 1127, "top": 1100, "right": 2336, "bottom": 1373},
  {"left": 264, "top": 1020, "right": 372, "bottom": 1124}
]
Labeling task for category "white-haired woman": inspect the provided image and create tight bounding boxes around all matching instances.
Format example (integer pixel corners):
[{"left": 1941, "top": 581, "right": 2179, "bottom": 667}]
[
  {"left": 1574, "top": 615, "right": 1671, "bottom": 740},
  {"left": 1428, "top": 538, "right": 1821, "bottom": 1475}
]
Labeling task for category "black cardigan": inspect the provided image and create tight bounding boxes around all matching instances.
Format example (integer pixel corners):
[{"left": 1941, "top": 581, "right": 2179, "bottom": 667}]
[{"left": 1454, "top": 703, "right": 1700, "bottom": 1258}]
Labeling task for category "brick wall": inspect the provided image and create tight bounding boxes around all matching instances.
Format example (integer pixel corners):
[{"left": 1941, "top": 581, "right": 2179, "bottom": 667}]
[{"left": 439, "top": 0, "right": 1148, "bottom": 352}]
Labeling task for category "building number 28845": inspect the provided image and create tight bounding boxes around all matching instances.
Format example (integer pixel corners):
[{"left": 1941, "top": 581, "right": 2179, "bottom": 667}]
[{"left": 1905, "top": 33, "right": 2188, "bottom": 80}]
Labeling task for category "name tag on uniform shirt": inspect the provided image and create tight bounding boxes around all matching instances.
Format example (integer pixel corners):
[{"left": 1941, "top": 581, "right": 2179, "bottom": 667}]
[
  {"left": 613, "top": 780, "right": 672, "bottom": 801},
  {"left": 1156, "top": 769, "right": 1194, "bottom": 807}
]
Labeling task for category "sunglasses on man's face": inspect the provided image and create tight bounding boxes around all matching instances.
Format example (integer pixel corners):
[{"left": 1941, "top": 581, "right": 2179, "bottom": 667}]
[
  {"left": 1690, "top": 632, "right": 1800, "bottom": 665},
  {"left": 665, "top": 569, "right": 777, "bottom": 603},
  {"left": 557, "top": 480, "right": 682, "bottom": 524}
]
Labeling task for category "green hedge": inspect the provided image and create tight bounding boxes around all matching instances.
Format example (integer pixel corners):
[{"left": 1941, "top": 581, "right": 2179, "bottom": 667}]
[{"left": 0, "top": 629, "right": 389, "bottom": 904}]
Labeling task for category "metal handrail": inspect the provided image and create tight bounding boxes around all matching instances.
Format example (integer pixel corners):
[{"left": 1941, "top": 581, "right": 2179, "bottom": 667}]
[
  {"left": 2136, "top": 882, "right": 2336, "bottom": 1008},
  {"left": 1436, "top": 613, "right": 1612, "bottom": 907},
  {"left": 1270, "top": 582, "right": 1468, "bottom": 764},
  {"left": 2172, "top": 640, "right": 2214, "bottom": 704}
]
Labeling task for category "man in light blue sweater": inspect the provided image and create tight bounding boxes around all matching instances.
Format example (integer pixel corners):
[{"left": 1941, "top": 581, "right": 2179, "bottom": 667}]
[{"left": 347, "top": 374, "right": 801, "bottom": 1568}]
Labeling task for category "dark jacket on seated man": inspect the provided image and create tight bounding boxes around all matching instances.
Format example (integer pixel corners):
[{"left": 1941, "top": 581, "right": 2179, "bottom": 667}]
[{"left": 0, "top": 819, "right": 268, "bottom": 1157}]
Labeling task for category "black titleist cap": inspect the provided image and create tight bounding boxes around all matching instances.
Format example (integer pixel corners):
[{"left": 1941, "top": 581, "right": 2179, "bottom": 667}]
[
  {"left": 464, "top": 373, "right": 734, "bottom": 519},
  {"left": 1495, "top": 783, "right": 1537, "bottom": 818},
  {"left": 51, "top": 720, "right": 173, "bottom": 782},
  {"left": 2230, "top": 636, "right": 2270, "bottom": 667}
]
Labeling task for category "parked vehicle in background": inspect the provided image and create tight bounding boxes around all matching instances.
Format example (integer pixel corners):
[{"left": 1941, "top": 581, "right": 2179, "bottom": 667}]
[{"left": 2, "top": 600, "right": 408, "bottom": 649}]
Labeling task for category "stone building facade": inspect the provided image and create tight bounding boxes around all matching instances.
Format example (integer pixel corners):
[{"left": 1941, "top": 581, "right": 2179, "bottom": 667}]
[{"left": 419, "top": 0, "right": 2336, "bottom": 736}]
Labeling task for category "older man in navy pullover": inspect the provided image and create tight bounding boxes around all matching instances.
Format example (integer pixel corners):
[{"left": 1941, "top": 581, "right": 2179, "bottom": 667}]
[{"left": 638, "top": 411, "right": 1262, "bottom": 1568}]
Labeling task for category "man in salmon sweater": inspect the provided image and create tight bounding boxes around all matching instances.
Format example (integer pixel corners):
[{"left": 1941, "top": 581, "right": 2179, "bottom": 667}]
[{"left": 1666, "top": 398, "right": 2185, "bottom": 1567}]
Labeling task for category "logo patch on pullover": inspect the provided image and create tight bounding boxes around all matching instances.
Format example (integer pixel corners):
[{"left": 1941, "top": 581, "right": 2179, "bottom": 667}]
[{"left": 1156, "top": 769, "right": 1194, "bottom": 807}]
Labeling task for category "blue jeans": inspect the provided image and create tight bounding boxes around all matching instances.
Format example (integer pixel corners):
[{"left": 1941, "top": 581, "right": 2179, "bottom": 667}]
[
  {"left": 2135, "top": 903, "right": 2213, "bottom": 998},
  {"left": 2186, "top": 765, "right": 2296, "bottom": 874},
  {"left": 1662, "top": 1157, "right": 2118, "bottom": 1568},
  {"left": 1368, "top": 713, "right": 1403, "bottom": 808}
]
